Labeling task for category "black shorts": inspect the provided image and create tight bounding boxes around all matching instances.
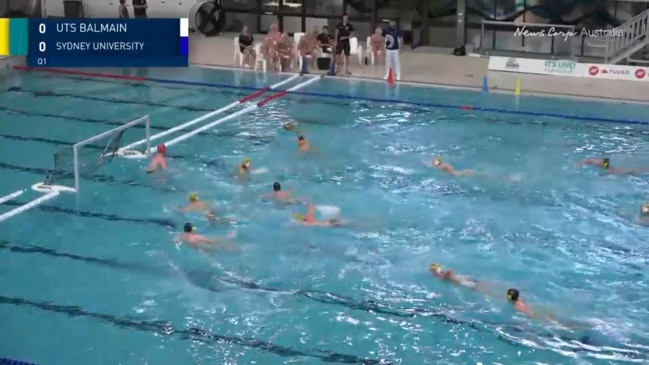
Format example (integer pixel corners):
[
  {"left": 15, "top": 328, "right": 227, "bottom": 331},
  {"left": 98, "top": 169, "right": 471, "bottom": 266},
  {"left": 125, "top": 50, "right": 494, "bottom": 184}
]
[{"left": 336, "top": 41, "right": 350, "bottom": 56}]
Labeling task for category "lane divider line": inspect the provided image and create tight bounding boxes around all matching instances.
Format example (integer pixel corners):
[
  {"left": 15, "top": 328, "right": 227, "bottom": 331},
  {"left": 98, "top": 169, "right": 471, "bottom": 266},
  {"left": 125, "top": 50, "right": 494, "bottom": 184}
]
[
  {"left": 164, "top": 76, "right": 321, "bottom": 149},
  {"left": 12, "top": 66, "right": 649, "bottom": 126},
  {"left": 119, "top": 74, "right": 300, "bottom": 155},
  {"left": 0, "top": 189, "right": 24, "bottom": 205}
]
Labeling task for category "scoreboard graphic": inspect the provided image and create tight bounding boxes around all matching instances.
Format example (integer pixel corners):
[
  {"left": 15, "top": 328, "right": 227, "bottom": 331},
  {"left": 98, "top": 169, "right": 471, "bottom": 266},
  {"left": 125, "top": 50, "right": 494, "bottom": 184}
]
[{"left": 0, "top": 18, "right": 189, "bottom": 67}]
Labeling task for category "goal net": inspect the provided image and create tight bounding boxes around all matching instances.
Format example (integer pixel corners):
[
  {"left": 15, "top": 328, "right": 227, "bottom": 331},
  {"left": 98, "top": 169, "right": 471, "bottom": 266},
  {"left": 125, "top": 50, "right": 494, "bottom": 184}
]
[{"left": 41, "top": 115, "right": 151, "bottom": 193}]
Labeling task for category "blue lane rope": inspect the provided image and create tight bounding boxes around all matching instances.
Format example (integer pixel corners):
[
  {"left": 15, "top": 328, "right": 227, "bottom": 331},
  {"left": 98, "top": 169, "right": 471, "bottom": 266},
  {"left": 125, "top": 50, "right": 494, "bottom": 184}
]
[{"left": 146, "top": 77, "right": 649, "bottom": 126}]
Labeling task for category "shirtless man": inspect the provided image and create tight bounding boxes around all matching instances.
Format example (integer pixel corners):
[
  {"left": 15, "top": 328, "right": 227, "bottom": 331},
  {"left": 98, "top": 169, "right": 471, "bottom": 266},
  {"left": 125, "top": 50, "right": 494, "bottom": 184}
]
[
  {"left": 178, "top": 192, "right": 217, "bottom": 220},
  {"left": 577, "top": 157, "right": 646, "bottom": 175},
  {"left": 146, "top": 144, "right": 168, "bottom": 173},
  {"left": 298, "top": 27, "right": 318, "bottom": 71},
  {"left": 369, "top": 27, "right": 385, "bottom": 65},
  {"left": 261, "top": 24, "right": 281, "bottom": 71},
  {"left": 431, "top": 158, "right": 473, "bottom": 176},
  {"left": 277, "top": 33, "right": 295, "bottom": 71},
  {"left": 174, "top": 222, "right": 235, "bottom": 252},
  {"left": 260, "top": 182, "right": 301, "bottom": 204},
  {"left": 237, "top": 157, "right": 252, "bottom": 182},
  {"left": 294, "top": 204, "right": 345, "bottom": 227},
  {"left": 506, "top": 288, "right": 537, "bottom": 317},
  {"left": 297, "top": 134, "right": 312, "bottom": 152},
  {"left": 429, "top": 263, "right": 487, "bottom": 292}
]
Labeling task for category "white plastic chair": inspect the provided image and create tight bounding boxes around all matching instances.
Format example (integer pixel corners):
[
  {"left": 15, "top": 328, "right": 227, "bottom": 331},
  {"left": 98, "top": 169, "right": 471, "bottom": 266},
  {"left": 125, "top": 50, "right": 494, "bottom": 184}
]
[
  {"left": 253, "top": 42, "right": 267, "bottom": 72},
  {"left": 233, "top": 36, "right": 244, "bottom": 67},
  {"left": 366, "top": 36, "right": 375, "bottom": 65},
  {"left": 349, "top": 37, "right": 363, "bottom": 65}
]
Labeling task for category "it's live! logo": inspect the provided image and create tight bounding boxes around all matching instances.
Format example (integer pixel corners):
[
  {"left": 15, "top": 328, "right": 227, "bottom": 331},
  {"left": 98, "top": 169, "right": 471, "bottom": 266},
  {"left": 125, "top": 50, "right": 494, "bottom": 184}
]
[
  {"left": 589, "top": 66, "right": 599, "bottom": 75},
  {"left": 636, "top": 68, "right": 646, "bottom": 79}
]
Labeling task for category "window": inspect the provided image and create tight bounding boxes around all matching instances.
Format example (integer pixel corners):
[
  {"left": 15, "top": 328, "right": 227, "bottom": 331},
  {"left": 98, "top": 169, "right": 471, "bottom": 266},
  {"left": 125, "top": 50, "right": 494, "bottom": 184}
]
[
  {"left": 223, "top": 12, "right": 258, "bottom": 33},
  {"left": 282, "top": 0, "right": 303, "bottom": 15},
  {"left": 305, "top": 0, "right": 343, "bottom": 16},
  {"left": 222, "top": 0, "right": 257, "bottom": 11},
  {"left": 346, "top": 0, "right": 373, "bottom": 18},
  {"left": 261, "top": 14, "right": 280, "bottom": 32}
]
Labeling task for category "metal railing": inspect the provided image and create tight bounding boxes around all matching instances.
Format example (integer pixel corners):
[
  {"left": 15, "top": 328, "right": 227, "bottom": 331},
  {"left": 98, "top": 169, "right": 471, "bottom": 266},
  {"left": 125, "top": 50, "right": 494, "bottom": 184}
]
[
  {"left": 479, "top": 20, "right": 576, "bottom": 58},
  {"left": 604, "top": 8, "right": 649, "bottom": 64}
]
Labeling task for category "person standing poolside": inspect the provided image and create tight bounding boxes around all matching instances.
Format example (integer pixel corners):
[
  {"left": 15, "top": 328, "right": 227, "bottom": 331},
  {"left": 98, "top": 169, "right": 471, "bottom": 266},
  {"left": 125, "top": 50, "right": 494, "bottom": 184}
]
[
  {"left": 334, "top": 14, "right": 354, "bottom": 75},
  {"left": 132, "top": 0, "right": 147, "bottom": 18},
  {"left": 174, "top": 222, "right": 235, "bottom": 252},
  {"left": 382, "top": 19, "right": 403, "bottom": 81},
  {"left": 146, "top": 144, "right": 168, "bottom": 173}
]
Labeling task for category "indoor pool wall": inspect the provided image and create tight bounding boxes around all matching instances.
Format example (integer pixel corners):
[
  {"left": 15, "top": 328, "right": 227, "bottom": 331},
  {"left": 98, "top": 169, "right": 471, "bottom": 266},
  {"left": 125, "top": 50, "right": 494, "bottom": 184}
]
[{"left": 0, "top": 66, "right": 648, "bottom": 365}]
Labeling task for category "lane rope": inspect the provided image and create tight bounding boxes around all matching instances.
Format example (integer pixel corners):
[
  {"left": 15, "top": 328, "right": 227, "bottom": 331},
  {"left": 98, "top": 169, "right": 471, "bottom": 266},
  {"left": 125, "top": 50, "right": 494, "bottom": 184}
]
[{"left": 12, "top": 66, "right": 649, "bottom": 126}]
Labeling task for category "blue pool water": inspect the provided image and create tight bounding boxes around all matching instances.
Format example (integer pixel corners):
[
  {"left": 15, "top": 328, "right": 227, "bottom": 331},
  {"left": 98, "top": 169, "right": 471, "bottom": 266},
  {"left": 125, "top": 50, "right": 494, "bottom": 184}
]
[{"left": 1, "top": 66, "right": 648, "bottom": 365}]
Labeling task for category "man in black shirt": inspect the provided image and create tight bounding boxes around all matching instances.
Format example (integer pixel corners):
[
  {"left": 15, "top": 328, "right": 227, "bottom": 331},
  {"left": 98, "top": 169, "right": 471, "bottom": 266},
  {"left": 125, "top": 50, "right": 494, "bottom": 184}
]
[
  {"left": 334, "top": 14, "right": 354, "bottom": 75},
  {"left": 132, "top": 0, "right": 147, "bottom": 18},
  {"left": 316, "top": 26, "right": 333, "bottom": 54}
]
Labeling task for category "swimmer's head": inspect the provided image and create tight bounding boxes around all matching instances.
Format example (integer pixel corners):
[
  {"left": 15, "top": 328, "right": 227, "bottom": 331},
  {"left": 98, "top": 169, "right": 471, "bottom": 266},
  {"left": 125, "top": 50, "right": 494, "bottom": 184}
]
[
  {"left": 273, "top": 182, "right": 281, "bottom": 191},
  {"left": 433, "top": 158, "right": 443, "bottom": 167},
  {"left": 294, "top": 213, "right": 306, "bottom": 221},
  {"left": 602, "top": 157, "right": 610, "bottom": 169},
  {"left": 183, "top": 222, "right": 196, "bottom": 233},
  {"left": 157, "top": 144, "right": 167, "bottom": 154},
  {"left": 507, "top": 288, "right": 520, "bottom": 302},
  {"left": 430, "top": 263, "right": 442, "bottom": 273},
  {"left": 641, "top": 204, "right": 649, "bottom": 215},
  {"left": 297, "top": 134, "right": 306, "bottom": 144},
  {"left": 189, "top": 192, "right": 199, "bottom": 203},
  {"left": 241, "top": 157, "right": 251, "bottom": 169}
]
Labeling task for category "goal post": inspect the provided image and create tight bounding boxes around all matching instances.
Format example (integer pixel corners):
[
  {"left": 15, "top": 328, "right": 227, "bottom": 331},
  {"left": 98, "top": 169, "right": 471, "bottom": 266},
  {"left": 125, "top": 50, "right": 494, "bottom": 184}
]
[{"left": 32, "top": 115, "right": 151, "bottom": 194}]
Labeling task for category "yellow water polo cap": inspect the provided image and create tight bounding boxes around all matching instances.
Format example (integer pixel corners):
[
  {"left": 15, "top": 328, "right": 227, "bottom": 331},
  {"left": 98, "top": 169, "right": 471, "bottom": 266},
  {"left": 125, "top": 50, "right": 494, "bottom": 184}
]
[
  {"left": 433, "top": 158, "right": 443, "bottom": 166},
  {"left": 642, "top": 204, "right": 649, "bottom": 214},
  {"left": 241, "top": 157, "right": 251, "bottom": 167},
  {"left": 294, "top": 213, "right": 306, "bottom": 221},
  {"left": 430, "top": 263, "right": 442, "bottom": 272},
  {"left": 189, "top": 192, "right": 199, "bottom": 202}
]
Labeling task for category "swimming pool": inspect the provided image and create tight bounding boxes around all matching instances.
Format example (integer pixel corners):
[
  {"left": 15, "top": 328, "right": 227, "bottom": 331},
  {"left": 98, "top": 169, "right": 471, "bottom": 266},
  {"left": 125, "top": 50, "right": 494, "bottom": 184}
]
[{"left": 1, "top": 65, "right": 648, "bottom": 365}]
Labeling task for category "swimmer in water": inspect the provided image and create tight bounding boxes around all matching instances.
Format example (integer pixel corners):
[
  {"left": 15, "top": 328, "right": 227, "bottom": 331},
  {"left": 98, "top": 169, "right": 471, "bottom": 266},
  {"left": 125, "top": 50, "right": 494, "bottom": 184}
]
[
  {"left": 432, "top": 157, "right": 520, "bottom": 180},
  {"left": 146, "top": 144, "right": 168, "bottom": 173},
  {"left": 260, "top": 182, "right": 301, "bottom": 204},
  {"left": 506, "top": 288, "right": 536, "bottom": 318},
  {"left": 294, "top": 204, "right": 345, "bottom": 227},
  {"left": 178, "top": 192, "right": 217, "bottom": 220},
  {"left": 577, "top": 157, "right": 644, "bottom": 175},
  {"left": 174, "top": 222, "right": 235, "bottom": 251},
  {"left": 237, "top": 157, "right": 252, "bottom": 182},
  {"left": 431, "top": 158, "right": 474, "bottom": 176},
  {"left": 429, "top": 263, "right": 487, "bottom": 292},
  {"left": 637, "top": 204, "right": 649, "bottom": 225},
  {"left": 297, "top": 133, "right": 313, "bottom": 152},
  {"left": 283, "top": 121, "right": 299, "bottom": 131}
]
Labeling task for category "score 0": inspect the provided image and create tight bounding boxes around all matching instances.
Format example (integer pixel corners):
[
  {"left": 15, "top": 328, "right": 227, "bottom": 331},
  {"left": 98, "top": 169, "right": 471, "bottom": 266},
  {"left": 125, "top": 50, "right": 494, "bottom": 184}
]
[{"left": 36, "top": 23, "right": 47, "bottom": 66}]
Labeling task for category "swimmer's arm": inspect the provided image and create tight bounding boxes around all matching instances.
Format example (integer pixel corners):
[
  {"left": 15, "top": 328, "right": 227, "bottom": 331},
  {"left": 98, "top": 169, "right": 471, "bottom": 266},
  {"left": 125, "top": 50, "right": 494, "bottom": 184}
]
[
  {"left": 145, "top": 160, "right": 159, "bottom": 173},
  {"left": 160, "top": 158, "right": 168, "bottom": 170},
  {"left": 576, "top": 158, "right": 601, "bottom": 167}
]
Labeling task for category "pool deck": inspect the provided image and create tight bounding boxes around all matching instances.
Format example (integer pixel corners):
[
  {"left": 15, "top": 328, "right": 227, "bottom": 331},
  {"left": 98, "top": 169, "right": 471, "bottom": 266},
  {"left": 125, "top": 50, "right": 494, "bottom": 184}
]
[{"left": 189, "top": 33, "right": 649, "bottom": 103}]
